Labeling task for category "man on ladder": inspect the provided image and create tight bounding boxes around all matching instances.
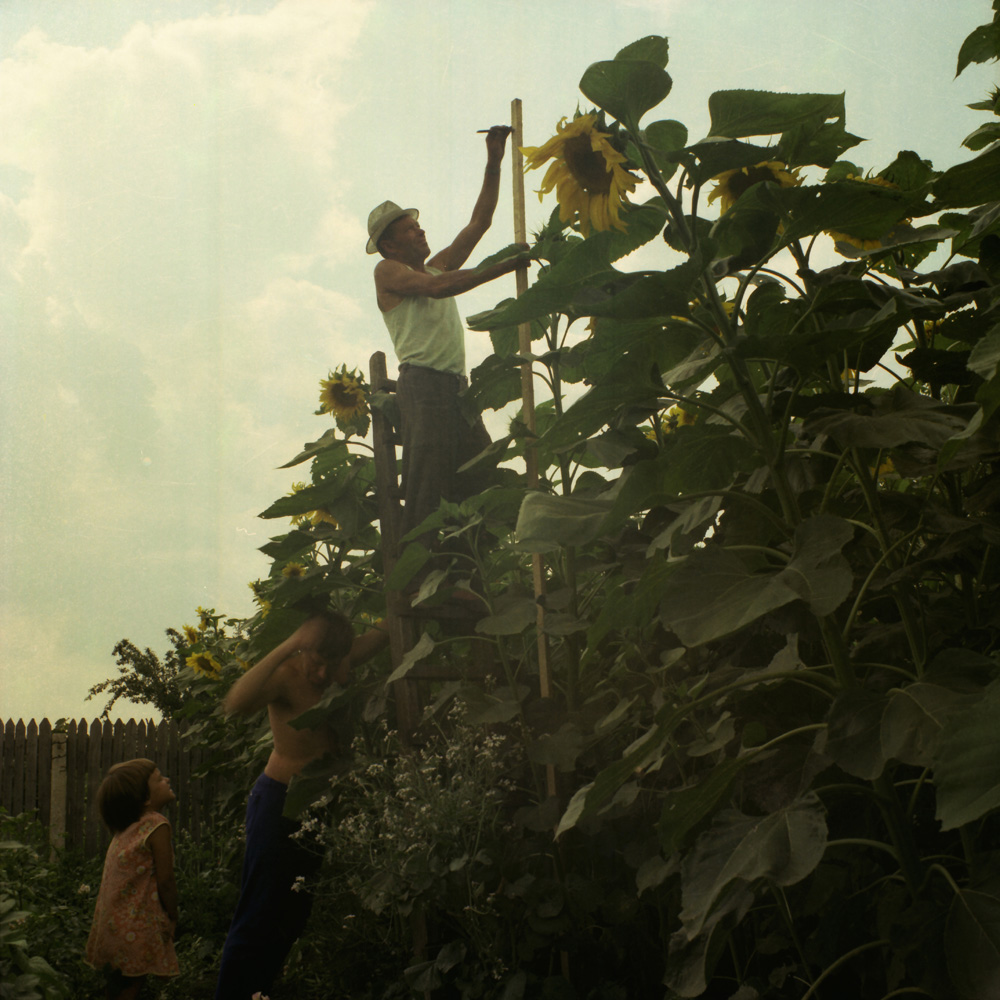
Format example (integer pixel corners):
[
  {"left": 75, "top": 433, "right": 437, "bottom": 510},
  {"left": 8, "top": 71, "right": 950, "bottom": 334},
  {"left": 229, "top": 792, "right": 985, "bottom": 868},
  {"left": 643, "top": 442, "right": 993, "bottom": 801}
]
[{"left": 367, "top": 126, "right": 529, "bottom": 592}]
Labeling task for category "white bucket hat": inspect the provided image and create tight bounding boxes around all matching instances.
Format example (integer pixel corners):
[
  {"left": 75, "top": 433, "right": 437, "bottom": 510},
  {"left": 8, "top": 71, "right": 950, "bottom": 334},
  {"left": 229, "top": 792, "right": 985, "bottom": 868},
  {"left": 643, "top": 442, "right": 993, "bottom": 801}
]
[{"left": 366, "top": 200, "right": 419, "bottom": 254}]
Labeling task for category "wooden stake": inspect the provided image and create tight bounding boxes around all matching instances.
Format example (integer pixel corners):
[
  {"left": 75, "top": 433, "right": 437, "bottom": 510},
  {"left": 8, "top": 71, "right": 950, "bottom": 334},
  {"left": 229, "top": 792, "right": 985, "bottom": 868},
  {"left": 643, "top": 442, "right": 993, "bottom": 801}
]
[{"left": 511, "top": 99, "right": 557, "bottom": 803}]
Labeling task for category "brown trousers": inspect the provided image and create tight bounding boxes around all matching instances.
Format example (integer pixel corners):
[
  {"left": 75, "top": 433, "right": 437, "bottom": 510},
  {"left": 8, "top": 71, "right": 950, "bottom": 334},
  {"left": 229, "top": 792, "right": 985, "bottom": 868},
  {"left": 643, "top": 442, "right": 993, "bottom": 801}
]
[{"left": 396, "top": 364, "right": 492, "bottom": 542}]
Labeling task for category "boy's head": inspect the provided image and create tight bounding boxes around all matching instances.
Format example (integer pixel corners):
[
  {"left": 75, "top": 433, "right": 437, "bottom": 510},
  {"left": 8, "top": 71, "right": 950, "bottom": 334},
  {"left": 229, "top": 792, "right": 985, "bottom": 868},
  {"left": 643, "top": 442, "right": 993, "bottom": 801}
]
[
  {"left": 316, "top": 611, "right": 354, "bottom": 666},
  {"left": 96, "top": 757, "right": 157, "bottom": 833}
]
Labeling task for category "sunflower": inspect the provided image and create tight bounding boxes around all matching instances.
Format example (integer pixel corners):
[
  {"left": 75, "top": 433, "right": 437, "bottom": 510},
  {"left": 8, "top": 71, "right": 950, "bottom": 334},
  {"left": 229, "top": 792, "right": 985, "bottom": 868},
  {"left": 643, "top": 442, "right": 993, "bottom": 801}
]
[
  {"left": 319, "top": 370, "right": 368, "bottom": 421},
  {"left": 186, "top": 651, "right": 221, "bottom": 677},
  {"left": 706, "top": 161, "right": 803, "bottom": 215},
  {"left": 522, "top": 114, "right": 640, "bottom": 237},
  {"left": 281, "top": 562, "right": 307, "bottom": 579},
  {"left": 307, "top": 509, "right": 338, "bottom": 527},
  {"left": 181, "top": 625, "right": 200, "bottom": 644},
  {"left": 646, "top": 404, "right": 698, "bottom": 441}
]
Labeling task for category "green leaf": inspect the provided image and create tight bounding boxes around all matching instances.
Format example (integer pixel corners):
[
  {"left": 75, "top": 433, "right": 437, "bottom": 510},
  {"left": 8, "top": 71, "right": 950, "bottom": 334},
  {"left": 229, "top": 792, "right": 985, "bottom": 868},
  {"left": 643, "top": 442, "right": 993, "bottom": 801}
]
[
  {"left": 957, "top": 19, "right": 1000, "bottom": 77},
  {"left": 258, "top": 529, "right": 317, "bottom": 562},
  {"left": 579, "top": 59, "right": 673, "bottom": 130},
  {"left": 528, "top": 724, "right": 585, "bottom": 773},
  {"left": 935, "top": 680, "right": 1000, "bottom": 830},
  {"left": 665, "top": 884, "right": 754, "bottom": 996},
  {"left": 806, "top": 383, "right": 971, "bottom": 450},
  {"left": 963, "top": 122, "right": 1000, "bottom": 152},
  {"left": 458, "top": 683, "right": 526, "bottom": 725},
  {"left": 385, "top": 632, "right": 435, "bottom": 685},
  {"left": 476, "top": 596, "right": 538, "bottom": 635},
  {"left": 279, "top": 429, "right": 347, "bottom": 469},
  {"left": 601, "top": 429, "right": 756, "bottom": 535},
  {"left": 779, "top": 117, "right": 864, "bottom": 169},
  {"left": 514, "top": 493, "right": 612, "bottom": 553},
  {"left": 825, "top": 689, "right": 890, "bottom": 780},
  {"left": 882, "top": 683, "right": 970, "bottom": 769},
  {"left": 755, "top": 180, "right": 923, "bottom": 244},
  {"left": 779, "top": 515, "right": 855, "bottom": 615},
  {"left": 657, "top": 755, "right": 751, "bottom": 856},
  {"left": 707, "top": 90, "right": 845, "bottom": 139},
  {"left": 677, "top": 795, "right": 828, "bottom": 939},
  {"left": 586, "top": 259, "right": 701, "bottom": 320},
  {"left": 659, "top": 516, "right": 853, "bottom": 647},
  {"left": 968, "top": 328, "right": 1000, "bottom": 380},
  {"left": 933, "top": 146, "right": 1000, "bottom": 209},
  {"left": 468, "top": 353, "right": 525, "bottom": 412},
  {"left": 467, "top": 203, "right": 668, "bottom": 330},
  {"left": 385, "top": 542, "right": 430, "bottom": 590},
  {"left": 643, "top": 119, "right": 688, "bottom": 167},
  {"left": 557, "top": 720, "right": 679, "bottom": 836},
  {"left": 660, "top": 546, "right": 796, "bottom": 648},
  {"left": 946, "top": 888, "right": 1000, "bottom": 999},
  {"left": 258, "top": 471, "right": 355, "bottom": 520},
  {"left": 616, "top": 35, "right": 669, "bottom": 68}
]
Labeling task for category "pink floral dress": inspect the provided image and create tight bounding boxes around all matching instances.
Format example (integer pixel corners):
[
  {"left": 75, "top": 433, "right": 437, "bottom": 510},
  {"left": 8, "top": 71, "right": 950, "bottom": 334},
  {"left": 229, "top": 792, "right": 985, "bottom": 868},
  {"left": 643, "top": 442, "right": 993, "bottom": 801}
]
[{"left": 85, "top": 811, "right": 179, "bottom": 977}]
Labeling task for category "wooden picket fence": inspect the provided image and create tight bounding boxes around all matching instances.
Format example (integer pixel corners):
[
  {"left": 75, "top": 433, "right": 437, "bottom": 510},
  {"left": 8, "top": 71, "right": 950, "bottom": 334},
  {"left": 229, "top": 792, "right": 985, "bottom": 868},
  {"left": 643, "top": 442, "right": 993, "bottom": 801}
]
[{"left": 0, "top": 718, "right": 229, "bottom": 858}]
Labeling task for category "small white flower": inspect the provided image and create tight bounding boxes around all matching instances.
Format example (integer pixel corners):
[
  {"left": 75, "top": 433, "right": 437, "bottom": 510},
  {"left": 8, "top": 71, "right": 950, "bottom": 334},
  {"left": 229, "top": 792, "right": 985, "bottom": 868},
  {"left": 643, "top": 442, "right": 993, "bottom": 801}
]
[
  {"left": 78, "top": 883, "right": 91, "bottom": 894},
  {"left": 290, "top": 875, "right": 306, "bottom": 893}
]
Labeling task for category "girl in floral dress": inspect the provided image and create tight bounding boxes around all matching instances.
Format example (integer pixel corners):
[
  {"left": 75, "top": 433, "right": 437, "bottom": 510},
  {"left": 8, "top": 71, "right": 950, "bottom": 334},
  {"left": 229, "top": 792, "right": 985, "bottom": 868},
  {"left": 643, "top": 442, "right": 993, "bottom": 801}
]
[{"left": 86, "top": 758, "right": 180, "bottom": 1000}]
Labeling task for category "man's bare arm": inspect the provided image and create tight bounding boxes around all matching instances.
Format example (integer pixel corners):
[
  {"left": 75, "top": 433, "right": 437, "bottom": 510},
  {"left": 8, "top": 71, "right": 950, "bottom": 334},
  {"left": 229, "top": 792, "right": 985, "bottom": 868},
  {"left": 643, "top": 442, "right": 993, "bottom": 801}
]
[
  {"left": 375, "top": 253, "right": 526, "bottom": 303},
  {"left": 430, "top": 126, "right": 511, "bottom": 272},
  {"left": 331, "top": 620, "right": 389, "bottom": 686},
  {"left": 222, "top": 616, "right": 330, "bottom": 716}
]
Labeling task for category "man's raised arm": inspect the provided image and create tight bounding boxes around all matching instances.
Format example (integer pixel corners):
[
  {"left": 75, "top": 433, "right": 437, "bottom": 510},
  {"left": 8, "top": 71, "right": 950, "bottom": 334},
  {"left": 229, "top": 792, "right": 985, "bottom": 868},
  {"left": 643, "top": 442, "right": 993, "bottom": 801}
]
[{"left": 429, "top": 125, "right": 512, "bottom": 272}]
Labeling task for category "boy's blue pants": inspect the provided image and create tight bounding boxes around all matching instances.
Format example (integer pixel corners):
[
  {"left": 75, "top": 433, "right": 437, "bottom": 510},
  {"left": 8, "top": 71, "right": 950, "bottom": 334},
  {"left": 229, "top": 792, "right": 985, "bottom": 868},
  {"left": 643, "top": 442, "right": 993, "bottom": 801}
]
[{"left": 214, "top": 773, "right": 321, "bottom": 1000}]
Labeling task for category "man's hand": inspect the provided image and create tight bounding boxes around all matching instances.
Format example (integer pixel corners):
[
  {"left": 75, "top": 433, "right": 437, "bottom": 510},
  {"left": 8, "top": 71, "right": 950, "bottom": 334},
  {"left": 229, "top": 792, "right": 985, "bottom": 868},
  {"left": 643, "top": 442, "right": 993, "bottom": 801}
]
[{"left": 485, "top": 124, "right": 513, "bottom": 164}]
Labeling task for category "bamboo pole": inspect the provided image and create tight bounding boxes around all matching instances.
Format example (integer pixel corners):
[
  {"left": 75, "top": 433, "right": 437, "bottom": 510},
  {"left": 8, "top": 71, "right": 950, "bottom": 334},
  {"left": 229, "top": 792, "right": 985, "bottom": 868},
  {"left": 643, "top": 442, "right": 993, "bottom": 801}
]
[{"left": 511, "top": 99, "right": 557, "bottom": 802}]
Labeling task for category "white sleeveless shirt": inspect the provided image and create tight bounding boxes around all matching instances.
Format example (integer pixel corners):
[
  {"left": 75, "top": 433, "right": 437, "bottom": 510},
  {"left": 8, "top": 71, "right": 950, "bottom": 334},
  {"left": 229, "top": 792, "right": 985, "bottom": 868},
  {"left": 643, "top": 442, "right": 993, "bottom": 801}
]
[{"left": 380, "top": 266, "right": 466, "bottom": 376}]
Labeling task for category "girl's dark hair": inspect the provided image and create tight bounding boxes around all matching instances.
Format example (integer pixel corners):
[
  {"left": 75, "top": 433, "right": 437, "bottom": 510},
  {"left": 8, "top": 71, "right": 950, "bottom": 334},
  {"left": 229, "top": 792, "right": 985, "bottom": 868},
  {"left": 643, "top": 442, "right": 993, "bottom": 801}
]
[{"left": 96, "top": 758, "right": 156, "bottom": 833}]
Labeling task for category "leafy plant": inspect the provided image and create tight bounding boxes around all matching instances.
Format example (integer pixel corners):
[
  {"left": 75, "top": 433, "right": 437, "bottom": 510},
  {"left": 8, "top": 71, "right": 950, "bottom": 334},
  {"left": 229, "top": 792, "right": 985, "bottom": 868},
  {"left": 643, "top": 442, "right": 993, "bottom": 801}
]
[{"left": 85, "top": 6, "right": 1000, "bottom": 997}]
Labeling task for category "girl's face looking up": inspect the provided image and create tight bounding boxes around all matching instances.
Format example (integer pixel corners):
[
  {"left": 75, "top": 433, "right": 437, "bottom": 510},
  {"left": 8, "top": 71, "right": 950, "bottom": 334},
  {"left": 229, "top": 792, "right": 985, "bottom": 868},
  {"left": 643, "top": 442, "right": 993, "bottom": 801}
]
[{"left": 146, "top": 768, "right": 175, "bottom": 811}]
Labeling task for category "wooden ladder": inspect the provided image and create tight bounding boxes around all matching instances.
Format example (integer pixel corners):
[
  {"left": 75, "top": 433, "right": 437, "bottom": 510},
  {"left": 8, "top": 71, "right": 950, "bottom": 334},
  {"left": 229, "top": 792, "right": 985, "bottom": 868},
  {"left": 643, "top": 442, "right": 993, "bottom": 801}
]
[{"left": 368, "top": 351, "right": 489, "bottom": 742}]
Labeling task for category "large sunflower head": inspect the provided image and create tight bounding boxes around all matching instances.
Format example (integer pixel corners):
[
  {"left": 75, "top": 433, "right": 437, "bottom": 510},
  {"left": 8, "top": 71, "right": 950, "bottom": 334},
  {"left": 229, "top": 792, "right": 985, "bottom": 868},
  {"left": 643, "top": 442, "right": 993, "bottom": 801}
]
[
  {"left": 706, "top": 161, "right": 803, "bottom": 215},
  {"left": 522, "top": 113, "right": 640, "bottom": 237}
]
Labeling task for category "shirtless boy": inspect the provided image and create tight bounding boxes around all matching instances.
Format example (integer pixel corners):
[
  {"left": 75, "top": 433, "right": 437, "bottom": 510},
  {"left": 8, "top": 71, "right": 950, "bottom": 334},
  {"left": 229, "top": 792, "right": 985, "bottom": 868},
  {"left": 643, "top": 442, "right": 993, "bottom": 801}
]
[{"left": 214, "top": 612, "right": 387, "bottom": 1000}]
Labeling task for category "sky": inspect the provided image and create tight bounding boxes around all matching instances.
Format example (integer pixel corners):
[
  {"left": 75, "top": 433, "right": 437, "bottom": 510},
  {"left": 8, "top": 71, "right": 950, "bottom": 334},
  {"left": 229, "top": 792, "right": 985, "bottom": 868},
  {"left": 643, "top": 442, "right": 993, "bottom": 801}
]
[{"left": 2, "top": 0, "right": 996, "bottom": 723}]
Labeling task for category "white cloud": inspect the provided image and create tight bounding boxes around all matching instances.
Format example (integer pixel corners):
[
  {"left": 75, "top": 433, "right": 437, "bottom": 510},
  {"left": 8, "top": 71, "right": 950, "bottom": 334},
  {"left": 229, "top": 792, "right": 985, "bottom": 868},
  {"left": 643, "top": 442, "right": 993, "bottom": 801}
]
[{"left": 0, "top": 0, "right": 375, "bottom": 722}]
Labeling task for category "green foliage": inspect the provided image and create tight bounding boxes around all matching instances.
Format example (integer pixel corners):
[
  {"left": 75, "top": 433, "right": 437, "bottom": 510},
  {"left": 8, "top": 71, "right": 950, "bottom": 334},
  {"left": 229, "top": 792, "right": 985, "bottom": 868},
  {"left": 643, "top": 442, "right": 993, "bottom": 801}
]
[
  {"left": 1, "top": 812, "right": 103, "bottom": 1000},
  {"left": 74, "top": 7, "right": 1000, "bottom": 997}
]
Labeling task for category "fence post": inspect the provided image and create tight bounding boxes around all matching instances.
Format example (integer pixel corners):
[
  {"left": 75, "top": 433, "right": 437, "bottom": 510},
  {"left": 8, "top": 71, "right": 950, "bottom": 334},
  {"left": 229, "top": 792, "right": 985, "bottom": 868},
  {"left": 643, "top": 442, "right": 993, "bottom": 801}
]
[{"left": 48, "top": 732, "right": 67, "bottom": 856}]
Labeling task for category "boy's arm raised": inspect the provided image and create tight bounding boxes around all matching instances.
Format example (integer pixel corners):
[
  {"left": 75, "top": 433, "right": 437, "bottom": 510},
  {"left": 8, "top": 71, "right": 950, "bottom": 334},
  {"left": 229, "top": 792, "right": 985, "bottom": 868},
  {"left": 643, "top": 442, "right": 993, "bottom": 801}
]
[{"left": 223, "top": 616, "right": 330, "bottom": 716}]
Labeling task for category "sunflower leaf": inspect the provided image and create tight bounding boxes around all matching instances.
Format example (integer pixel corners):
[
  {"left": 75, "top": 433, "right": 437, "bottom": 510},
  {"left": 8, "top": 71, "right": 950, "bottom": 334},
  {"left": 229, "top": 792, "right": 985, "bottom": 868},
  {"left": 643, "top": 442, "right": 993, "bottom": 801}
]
[
  {"left": 707, "top": 90, "right": 846, "bottom": 139},
  {"left": 615, "top": 36, "right": 669, "bottom": 68},
  {"left": 580, "top": 60, "right": 673, "bottom": 131}
]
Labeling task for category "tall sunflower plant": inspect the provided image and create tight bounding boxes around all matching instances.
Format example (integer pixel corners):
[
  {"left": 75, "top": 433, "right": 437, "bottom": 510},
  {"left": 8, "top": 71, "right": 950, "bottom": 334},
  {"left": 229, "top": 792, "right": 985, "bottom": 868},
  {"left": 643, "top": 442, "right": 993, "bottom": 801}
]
[
  {"left": 463, "top": 17, "right": 1000, "bottom": 999},
  {"left": 244, "top": 364, "right": 386, "bottom": 657}
]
